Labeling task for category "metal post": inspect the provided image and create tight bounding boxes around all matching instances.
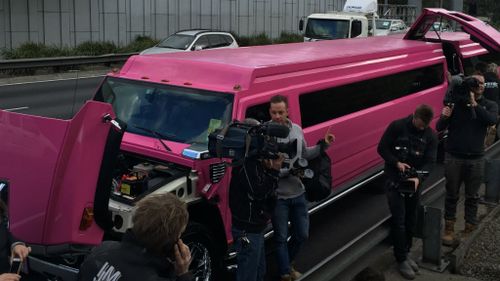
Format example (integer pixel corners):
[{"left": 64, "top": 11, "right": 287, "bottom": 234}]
[
  {"left": 420, "top": 206, "right": 450, "bottom": 272},
  {"left": 407, "top": 0, "right": 422, "bottom": 16},
  {"left": 483, "top": 158, "right": 500, "bottom": 204}
]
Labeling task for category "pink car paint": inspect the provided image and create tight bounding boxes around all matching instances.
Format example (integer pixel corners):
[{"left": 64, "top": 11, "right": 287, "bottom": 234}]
[{"left": 0, "top": 8, "right": 498, "bottom": 279}]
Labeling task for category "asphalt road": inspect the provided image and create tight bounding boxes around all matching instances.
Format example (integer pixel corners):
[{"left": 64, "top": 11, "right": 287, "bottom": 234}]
[{"left": 0, "top": 76, "right": 103, "bottom": 119}]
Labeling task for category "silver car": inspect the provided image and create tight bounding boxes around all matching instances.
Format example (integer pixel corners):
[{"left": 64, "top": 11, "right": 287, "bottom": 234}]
[
  {"left": 140, "top": 29, "right": 239, "bottom": 55},
  {"left": 374, "top": 19, "right": 407, "bottom": 36}
]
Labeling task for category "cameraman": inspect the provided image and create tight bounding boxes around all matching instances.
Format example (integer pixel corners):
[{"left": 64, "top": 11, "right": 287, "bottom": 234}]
[
  {"left": 268, "top": 95, "right": 334, "bottom": 281},
  {"left": 378, "top": 104, "right": 437, "bottom": 280},
  {"left": 437, "top": 75, "right": 498, "bottom": 246},
  {"left": 229, "top": 118, "right": 284, "bottom": 281}
]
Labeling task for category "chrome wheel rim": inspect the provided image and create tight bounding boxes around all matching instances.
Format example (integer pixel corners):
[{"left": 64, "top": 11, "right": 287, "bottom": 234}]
[{"left": 188, "top": 241, "right": 212, "bottom": 281}]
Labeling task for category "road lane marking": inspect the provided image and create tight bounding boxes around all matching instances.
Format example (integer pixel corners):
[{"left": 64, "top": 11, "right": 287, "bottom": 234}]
[
  {"left": 0, "top": 75, "right": 105, "bottom": 87},
  {"left": 3, "top": 106, "right": 29, "bottom": 112}
]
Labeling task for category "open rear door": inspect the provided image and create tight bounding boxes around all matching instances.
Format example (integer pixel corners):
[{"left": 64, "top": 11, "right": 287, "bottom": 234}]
[
  {"left": 405, "top": 8, "right": 500, "bottom": 52},
  {"left": 0, "top": 101, "right": 122, "bottom": 246}
]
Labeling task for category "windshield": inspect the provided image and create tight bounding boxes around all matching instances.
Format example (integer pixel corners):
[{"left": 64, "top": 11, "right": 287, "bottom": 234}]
[
  {"left": 95, "top": 77, "right": 233, "bottom": 145},
  {"left": 376, "top": 20, "right": 392, "bottom": 30},
  {"left": 305, "top": 19, "right": 350, "bottom": 40},
  {"left": 157, "top": 34, "right": 195, "bottom": 50}
]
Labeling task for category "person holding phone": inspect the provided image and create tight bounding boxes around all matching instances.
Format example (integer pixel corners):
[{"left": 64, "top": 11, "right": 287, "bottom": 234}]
[
  {"left": 78, "top": 193, "right": 192, "bottom": 281},
  {"left": 0, "top": 199, "right": 31, "bottom": 280}
]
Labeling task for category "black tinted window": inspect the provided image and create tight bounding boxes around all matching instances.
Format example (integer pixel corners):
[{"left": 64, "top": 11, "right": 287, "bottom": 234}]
[
  {"left": 208, "top": 35, "right": 228, "bottom": 48},
  {"left": 245, "top": 103, "right": 271, "bottom": 123},
  {"left": 300, "top": 64, "right": 444, "bottom": 127},
  {"left": 462, "top": 53, "right": 500, "bottom": 75},
  {"left": 194, "top": 36, "right": 209, "bottom": 50},
  {"left": 223, "top": 35, "right": 234, "bottom": 44}
]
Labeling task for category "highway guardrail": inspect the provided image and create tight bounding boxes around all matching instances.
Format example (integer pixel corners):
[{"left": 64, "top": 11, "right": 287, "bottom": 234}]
[{"left": 0, "top": 53, "right": 137, "bottom": 70}]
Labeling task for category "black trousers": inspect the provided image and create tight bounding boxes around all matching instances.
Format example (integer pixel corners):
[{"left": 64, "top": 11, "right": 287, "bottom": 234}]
[
  {"left": 386, "top": 180, "right": 420, "bottom": 263},
  {"left": 444, "top": 153, "right": 484, "bottom": 225}
]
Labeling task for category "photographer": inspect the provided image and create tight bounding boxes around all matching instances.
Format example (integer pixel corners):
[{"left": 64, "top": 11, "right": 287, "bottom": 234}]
[
  {"left": 229, "top": 119, "right": 284, "bottom": 281},
  {"left": 268, "top": 95, "right": 334, "bottom": 281},
  {"left": 437, "top": 75, "right": 498, "bottom": 246},
  {"left": 378, "top": 104, "right": 437, "bottom": 280},
  {"left": 78, "top": 193, "right": 192, "bottom": 281}
]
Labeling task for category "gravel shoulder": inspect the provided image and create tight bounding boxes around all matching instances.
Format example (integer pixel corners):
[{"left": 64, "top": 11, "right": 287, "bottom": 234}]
[{"left": 356, "top": 184, "right": 500, "bottom": 281}]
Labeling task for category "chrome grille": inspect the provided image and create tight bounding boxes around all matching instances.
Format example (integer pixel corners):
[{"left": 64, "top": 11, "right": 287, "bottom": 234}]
[{"left": 210, "top": 162, "right": 226, "bottom": 183}]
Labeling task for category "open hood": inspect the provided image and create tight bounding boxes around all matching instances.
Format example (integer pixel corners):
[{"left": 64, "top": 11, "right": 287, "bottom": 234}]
[
  {"left": 405, "top": 8, "right": 500, "bottom": 52},
  {"left": 0, "top": 101, "right": 123, "bottom": 245}
]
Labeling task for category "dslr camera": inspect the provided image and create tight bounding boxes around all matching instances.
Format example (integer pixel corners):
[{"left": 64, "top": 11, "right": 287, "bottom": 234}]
[
  {"left": 208, "top": 121, "right": 296, "bottom": 161},
  {"left": 446, "top": 76, "right": 480, "bottom": 107}
]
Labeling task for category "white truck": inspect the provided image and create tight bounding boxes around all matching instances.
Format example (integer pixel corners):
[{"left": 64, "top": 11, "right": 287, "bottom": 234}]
[{"left": 299, "top": 0, "right": 379, "bottom": 41}]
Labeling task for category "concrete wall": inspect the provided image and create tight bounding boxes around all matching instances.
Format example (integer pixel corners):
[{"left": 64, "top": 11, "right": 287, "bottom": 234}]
[{"left": 0, "top": 0, "right": 348, "bottom": 49}]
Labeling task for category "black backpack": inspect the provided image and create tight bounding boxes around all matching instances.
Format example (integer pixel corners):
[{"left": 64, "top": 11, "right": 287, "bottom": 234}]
[{"left": 303, "top": 141, "right": 332, "bottom": 202}]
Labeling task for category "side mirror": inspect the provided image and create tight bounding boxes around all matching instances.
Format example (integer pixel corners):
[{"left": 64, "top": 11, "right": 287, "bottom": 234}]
[
  {"left": 351, "top": 20, "right": 362, "bottom": 38},
  {"left": 194, "top": 45, "right": 204, "bottom": 51},
  {"left": 299, "top": 18, "right": 304, "bottom": 31}
]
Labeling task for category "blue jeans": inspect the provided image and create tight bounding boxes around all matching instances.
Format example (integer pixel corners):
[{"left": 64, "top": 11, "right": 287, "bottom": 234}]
[
  {"left": 271, "top": 193, "right": 309, "bottom": 276},
  {"left": 232, "top": 227, "right": 266, "bottom": 281}
]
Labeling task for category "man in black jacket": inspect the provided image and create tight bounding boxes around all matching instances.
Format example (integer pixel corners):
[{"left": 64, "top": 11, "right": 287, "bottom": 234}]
[
  {"left": 78, "top": 193, "right": 192, "bottom": 281},
  {"left": 437, "top": 75, "right": 498, "bottom": 246},
  {"left": 229, "top": 118, "right": 283, "bottom": 281},
  {"left": 0, "top": 199, "right": 31, "bottom": 281},
  {"left": 378, "top": 104, "right": 438, "bottom": 280}
]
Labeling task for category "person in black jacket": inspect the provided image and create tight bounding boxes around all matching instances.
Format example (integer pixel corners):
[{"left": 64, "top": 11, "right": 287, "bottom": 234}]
[
  {"left": 78, "top": 193, "right": 192, "bottom": 281},
  {"left": 0, "top": 199, "right": 31, "bottom": 281},
  {"left": 437, "top": 74, "right": 498, "bottom": 246},
  {"left": 378, "top": 104, "right": 438, "bottom": 280},
  {"left": 229, "top": 119, "right": 283, "bottom": 281}
]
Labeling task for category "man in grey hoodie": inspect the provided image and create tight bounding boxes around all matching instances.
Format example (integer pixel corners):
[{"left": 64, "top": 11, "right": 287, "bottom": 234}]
[{"left": 268, "top": 95, "right": 335, "bottom": 281}]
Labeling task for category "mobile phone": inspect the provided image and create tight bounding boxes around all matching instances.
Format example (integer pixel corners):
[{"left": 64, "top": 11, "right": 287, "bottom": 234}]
[{"left": 10, "top": 257, "right": 22, "bottom": 274}]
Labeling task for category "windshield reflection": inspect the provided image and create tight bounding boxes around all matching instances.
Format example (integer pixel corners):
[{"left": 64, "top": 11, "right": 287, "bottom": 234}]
[
  {"left": 305, "top": 19, "right": 350, "bottom": 40},
  {"left": 95, "top": 77, "right": 233, "bottom": 145},
  {"left": 157, "top": 34, "right": 195, "bottom": 50}
]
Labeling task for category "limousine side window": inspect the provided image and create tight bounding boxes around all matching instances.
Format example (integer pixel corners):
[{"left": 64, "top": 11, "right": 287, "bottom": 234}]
[
  {"left": 462, "top": 53, "right": 500, "bottom": 75},
  {"left": 300, "top": 64, "right": 444, "bottom": 128},
  {"left": 245, "top": 103, "right": 271, "bottom": 123}
]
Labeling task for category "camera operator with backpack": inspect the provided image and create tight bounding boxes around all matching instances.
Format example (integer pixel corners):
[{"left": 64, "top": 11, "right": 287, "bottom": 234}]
[
  {"left": 378, "top": 104, "right": 438, "bottom": 280},
  {"left": 437, "top": 74, "right": 498, "bottom": 246},
  {"left": 229, "top": 118, "right": 284, "bottom": 281}
]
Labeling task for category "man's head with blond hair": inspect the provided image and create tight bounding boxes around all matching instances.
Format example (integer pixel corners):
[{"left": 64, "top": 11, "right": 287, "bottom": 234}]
[{"left": 132, "top": 193, "right": 188, "bottom": 255}]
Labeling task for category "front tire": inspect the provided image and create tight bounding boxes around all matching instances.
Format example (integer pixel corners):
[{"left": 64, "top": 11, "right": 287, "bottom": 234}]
[{"left": 182, "top": 222, "right": 222, "bottom": 281}]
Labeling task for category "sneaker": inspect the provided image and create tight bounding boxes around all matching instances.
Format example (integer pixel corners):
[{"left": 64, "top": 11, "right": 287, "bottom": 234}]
[
  {"left": 398, "top": 260, "right": 416, "bottom": 280},
  {"left": 280, "top": 274, "right": 292, "bottom": 281},
  {"left": 290, "top": 266, "right": 302, "bottom": 280},
  {"left": 406, "top": 257, "right": 419, "bottom": 273}
]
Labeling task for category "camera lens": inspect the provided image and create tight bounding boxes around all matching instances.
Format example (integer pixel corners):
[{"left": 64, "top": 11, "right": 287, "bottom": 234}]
[
  {"left": 304, "top": 169, "right": 314, "bottom": 179},
  {"left": 297, "top": 158, "right": 308, "bottom": 168}
]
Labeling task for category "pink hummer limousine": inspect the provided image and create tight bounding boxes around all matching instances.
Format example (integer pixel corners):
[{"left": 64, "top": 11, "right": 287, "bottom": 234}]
[{"left": 0, "top": 9, "right": 498, "bottom": 280}]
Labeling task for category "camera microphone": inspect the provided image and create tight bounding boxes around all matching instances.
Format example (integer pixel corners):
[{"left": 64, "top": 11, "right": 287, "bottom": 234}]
[{"left": 265, "top": 123, "right": 290, "bottom": 138}]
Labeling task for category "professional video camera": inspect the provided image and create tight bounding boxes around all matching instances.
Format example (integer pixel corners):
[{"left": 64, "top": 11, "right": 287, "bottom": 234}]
[
  {"left": 446, "top": 76, "right": 480, "bottom": 107},
  {"left": 397, "top": 167, "right": 429, "bottom": 193},
  {"left": 208, "top": 121, "right": 296, "bottom": 161}
]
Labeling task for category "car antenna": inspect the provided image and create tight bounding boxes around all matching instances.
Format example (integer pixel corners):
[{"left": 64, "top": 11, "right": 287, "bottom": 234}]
[{"left": 70, "top": 68, "right": 79, "bottom": 117}]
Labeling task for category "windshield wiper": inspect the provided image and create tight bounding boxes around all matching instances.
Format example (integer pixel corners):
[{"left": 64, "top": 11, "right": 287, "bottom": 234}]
[{"left": 132, "top": 125, "right": 173, "bottom": 152}]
